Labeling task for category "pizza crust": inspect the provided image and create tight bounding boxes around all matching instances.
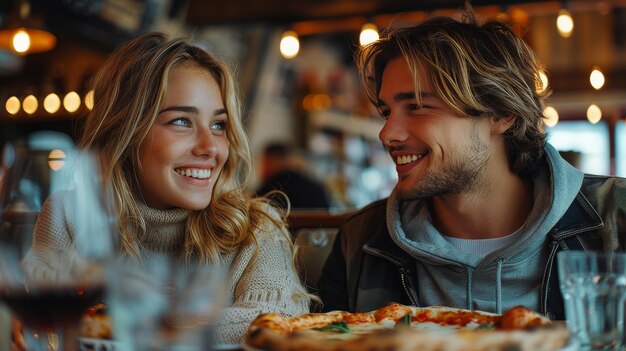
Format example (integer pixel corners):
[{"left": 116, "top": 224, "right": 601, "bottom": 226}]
[{"left": 245, "top": 304, "right": 570, "bottom": 351}]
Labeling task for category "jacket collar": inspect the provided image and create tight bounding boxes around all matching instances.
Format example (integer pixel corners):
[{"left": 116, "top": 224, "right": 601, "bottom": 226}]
[
  {"left": 550, "top": 190, "right": 603, "bottom": 241},
  {"left": 363, "top": 185, "right": 604, "bottom": 267},
  {"left": 362, "top": 202, "right": 414, "bottom": 268}
]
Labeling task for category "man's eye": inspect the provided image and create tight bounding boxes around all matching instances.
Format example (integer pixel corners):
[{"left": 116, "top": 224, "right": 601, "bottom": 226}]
[
  {"left": 379, "top": 109, "right": 390, "bottom": 120},
  {"left": 170, "top": 118, "right": 191, "bottom": 127},
  {"left": 407, "top": 104, "right": 423, "bottom": 111}
]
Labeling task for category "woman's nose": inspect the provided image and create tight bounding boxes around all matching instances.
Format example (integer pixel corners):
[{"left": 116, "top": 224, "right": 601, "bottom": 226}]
[{"left": 193, "top": 128, "right": 218, "bottom": 157}]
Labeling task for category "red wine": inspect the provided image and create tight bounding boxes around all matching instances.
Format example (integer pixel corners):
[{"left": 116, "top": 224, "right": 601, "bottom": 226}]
[{"left": 0, "top": 285, "right": 104, "bottom": 330}]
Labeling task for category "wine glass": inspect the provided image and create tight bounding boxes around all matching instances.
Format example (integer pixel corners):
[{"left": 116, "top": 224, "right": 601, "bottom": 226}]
[{"left": 0, "top": 131, "right": 117, "bottom": 351}]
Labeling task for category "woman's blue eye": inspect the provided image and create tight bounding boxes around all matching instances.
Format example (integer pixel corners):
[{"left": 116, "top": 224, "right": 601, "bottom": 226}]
[
  {"left": 211, "top": 121, "right": 227, "bottom": 130},
  {"left": 170, "top": 118, "right": 190, "bottom": 127}
]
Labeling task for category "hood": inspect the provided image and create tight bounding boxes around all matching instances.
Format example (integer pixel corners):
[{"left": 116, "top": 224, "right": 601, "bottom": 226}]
[{"left": 385, "top": 143, "right": 584, "bottom": 312}]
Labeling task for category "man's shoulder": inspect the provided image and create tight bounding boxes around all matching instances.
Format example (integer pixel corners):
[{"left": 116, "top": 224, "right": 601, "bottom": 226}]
[
  {"left": 581, "top": 174, "right": 626, "bottom": 208},
  {"left": 345, "top": 198, "right": 388, "bottom": 220},
  {"left": 338, "top": 198, "right": 389, "bottom": 243},
  {"left": 582, "top": 174, "right": 626, "bottom": 196}
]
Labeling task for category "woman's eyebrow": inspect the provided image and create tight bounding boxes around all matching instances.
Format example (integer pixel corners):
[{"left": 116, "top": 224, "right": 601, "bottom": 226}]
[
  {"left": 158, "top": 106, "right": 227, "bottom": 117},
  {"left": 158, "top": 105, "right": 199, "bottom": 114}
]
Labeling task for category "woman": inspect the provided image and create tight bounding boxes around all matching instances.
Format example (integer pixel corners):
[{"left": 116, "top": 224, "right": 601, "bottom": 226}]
[{"left": 29, "top": 32, "right": 309, "bottom": 343}]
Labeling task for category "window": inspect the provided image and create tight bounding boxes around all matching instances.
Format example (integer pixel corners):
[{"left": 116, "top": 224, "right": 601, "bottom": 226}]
[{"left": 547, "top": 121, "right": 610, "bottom": 175}]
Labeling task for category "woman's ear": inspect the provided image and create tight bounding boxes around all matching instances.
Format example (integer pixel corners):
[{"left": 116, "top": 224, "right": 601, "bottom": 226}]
[{"left": 491, "top": 115, "right": 516, "bottom": 135}]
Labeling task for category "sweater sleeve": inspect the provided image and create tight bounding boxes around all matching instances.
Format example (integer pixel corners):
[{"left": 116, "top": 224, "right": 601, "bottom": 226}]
[
  {"left": 213, "top": 218, "right": 309, "bottom": 344},
  {"left": 21, "top": 192, "right": 81, "bottom": 282}
]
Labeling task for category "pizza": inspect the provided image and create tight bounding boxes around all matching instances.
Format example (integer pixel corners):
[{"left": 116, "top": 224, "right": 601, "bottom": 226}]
[
  {"left": 80, "top": 303, "right": 113, "bottom": 339},
  {"left": 245, "top": 303, "right": 570, "bottom": 351}
]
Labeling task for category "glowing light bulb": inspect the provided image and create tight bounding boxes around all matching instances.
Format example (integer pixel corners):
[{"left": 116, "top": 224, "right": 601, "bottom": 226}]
[
  {"left": 44, "top": 93, "right": 61, "bottom": 113},
  {"left": 359, "top": 23, "right": 379, "bottom": 46},
  {"left": 586, "top": 104, "right": 602, "bottom": 124},
  {"left": 543, "top": 106, "right": 559, "bottom": 127},
  {"left": 6, "top": 96, "right": 20, "bottom": 115},
  {"left": 557, "top": 9, "right": 574, "bottom": 38},
  {"left": 12, "top": 29, "right": 31, "bottom": 53},
  {"left": 63, "top": 91, "right": 81, "bottom": 112},
  {"left": 590, "top": 68, "right": 605, "bottom": 90},
  {"left": 48, "top": 149, "right": 66, "bottom": 171},
  {"left": 84, "top": 90, "right": 95, "bottom": 110},
  {"left": 22, "top": 95, "right": 38, "bottom": 114},
  {"left": 280, "top": 31, "right": 299, "bottom": 59}
]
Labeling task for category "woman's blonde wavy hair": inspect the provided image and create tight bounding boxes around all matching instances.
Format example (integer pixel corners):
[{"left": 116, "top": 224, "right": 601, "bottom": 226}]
[
  {"left": 79, "top": 32, "right": 289, "bottom": 264},
  {"left": 358, "top": 11, "right": 550, "bottom": 176}
]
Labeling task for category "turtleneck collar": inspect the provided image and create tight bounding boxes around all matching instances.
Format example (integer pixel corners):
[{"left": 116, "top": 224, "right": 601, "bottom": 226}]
[{"left": 137, "top": 201, "right": 192, "bottom": 257}]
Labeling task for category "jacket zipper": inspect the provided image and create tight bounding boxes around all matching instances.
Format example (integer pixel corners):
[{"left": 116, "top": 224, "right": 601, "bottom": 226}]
[
  {"left": 363, "top": 244, "right": 419, "bottom": 306},
  {"left": 540, "top": 239, "right": 559, "bottom": 316},
  {"left": 399, "top": 267, "right": 418, "bottom": 306},
  {"left": 540, "top": 219, "right": 603, "bottom": 317}
]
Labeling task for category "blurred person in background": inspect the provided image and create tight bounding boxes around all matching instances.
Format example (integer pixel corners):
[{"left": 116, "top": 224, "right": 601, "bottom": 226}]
[
  {"left": 318, "top": 10, "right": 626, "bottom": 319},
  {"left": 24, "top": 32, "right": 310, "bottom": 344},
  {"left": 257, "top": 142, "right": 330, "bottom": 210}
]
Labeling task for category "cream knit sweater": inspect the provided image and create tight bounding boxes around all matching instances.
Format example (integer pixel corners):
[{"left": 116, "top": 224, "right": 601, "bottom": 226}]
[{"left": 24, "top": 194, "right": 309, "bottom": 344}]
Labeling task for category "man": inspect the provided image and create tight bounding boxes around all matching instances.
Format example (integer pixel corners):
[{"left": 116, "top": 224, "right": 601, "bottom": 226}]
[
  {"left": 257, "top": 142, "right": 330, "bottom": 209},
  {"left": 318, "top": 12, "right": 626, "bottom": 319}
]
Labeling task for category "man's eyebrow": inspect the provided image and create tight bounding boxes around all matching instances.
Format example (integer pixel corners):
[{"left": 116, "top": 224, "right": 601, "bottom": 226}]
[
  {"left": 394, "top": 91, "right": 436, "bottom": 102},
  {"left": 376, "top": 91, "right": 436, "bottom": 107}
]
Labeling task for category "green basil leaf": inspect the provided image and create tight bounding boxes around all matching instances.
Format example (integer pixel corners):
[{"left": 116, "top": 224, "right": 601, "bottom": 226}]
[
  {"left": 475, "top": 323, "right": 495, "bottom": 330},
  {"left": 313, "top": 321, "right": 351, "bottom": 333},
  {"left": 394, "top": 313, "right": 412, "bottom": 328}
]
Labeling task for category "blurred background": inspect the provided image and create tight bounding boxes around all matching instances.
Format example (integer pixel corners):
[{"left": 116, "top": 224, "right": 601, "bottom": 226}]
[{"left": 1, "top": 0, "right": 625, "bottom": 211}]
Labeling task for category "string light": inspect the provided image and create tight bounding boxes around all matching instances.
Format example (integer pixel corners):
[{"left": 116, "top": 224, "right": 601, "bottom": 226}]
[
  {"left": 280, "top": 31, "right": 300, "bottom": 59},
  {"left": 43, "top": 93, "right": 61, "bottom": 113},
  {"left": 359, "top": 23, "right": 379, "bottom": 46},
  {"left": 543, "top": 106, "right": 559, "bottom": 127},
  {"left": 5, "top": 96, "right": 20, "bottom": 115},
  {"left": 22, "top": 94, "right": 37, "bottom": 114},
  {"left": 586, "top": 104, "right": 602, "bottom": 124},
  {"left": 63, "top": 91, "right": 81, "bottom": 112},
  {"left": 84, "top": 90, "right": 94, "bottom": 110},
  {"left": 48, "top": 149, "right": 65, "bottom": 171},
  {"left": 590, "top": 67, "right": 605, "bottom": 90},
  {"left": 556, "top": 9, "right": 573, "bottom": 38}
]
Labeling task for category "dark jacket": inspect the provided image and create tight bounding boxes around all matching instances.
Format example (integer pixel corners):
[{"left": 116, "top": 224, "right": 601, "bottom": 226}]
[{"left": 318, "top": 174, "right": 626, "bottom": 319}]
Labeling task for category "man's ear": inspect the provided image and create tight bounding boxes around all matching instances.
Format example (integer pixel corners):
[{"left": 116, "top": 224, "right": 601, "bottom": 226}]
[{"left": 492, "top": 115, "right": 516, "bottom": 135}]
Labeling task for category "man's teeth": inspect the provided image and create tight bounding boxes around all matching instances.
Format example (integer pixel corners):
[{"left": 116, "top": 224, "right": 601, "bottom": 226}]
[
  {"left": 396, "top": 154, "right": 425, "bottom": 165},
  {"left": 175, "top": 168, "right": 211, "bottom": 179}
]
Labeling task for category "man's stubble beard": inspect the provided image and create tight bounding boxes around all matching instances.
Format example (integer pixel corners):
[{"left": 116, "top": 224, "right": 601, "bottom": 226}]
[{"left": 395, "top": 126, "right": 490, "bottom": 201}]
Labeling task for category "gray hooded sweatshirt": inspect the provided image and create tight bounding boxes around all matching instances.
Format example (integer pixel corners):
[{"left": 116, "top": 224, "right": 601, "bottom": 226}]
[{"left": 387, "top": 144, "right": 584, "bottom": 313}]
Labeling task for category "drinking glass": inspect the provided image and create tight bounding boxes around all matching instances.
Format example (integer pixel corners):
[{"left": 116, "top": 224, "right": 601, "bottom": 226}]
[
  {"left": 0, "top": 132, "right": 117, "bottom": 350},
  {"left": 108, "top": 257, "right": 229, "bottom": 351},
  {"left": 558, "top": 250, "right": 626, "bottom": 350}
]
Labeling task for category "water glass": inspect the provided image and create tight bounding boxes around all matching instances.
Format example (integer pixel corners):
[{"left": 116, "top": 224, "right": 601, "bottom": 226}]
[
  {"left": 107, "top": 258, "right": 229, "bottom": 351},
  {"left": 558, "top": 251, "right": 626, "bottom": 350}
]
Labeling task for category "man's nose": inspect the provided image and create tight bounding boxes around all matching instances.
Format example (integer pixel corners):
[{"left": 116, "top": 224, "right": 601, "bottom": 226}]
[{"left": 379, "top": 112, "right": 408, "bottom": 147}]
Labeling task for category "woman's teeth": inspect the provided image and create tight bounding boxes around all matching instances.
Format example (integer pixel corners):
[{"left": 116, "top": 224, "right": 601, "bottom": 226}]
[{"left": 175, "top": 168, "right": 211, "bottom": 179}]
